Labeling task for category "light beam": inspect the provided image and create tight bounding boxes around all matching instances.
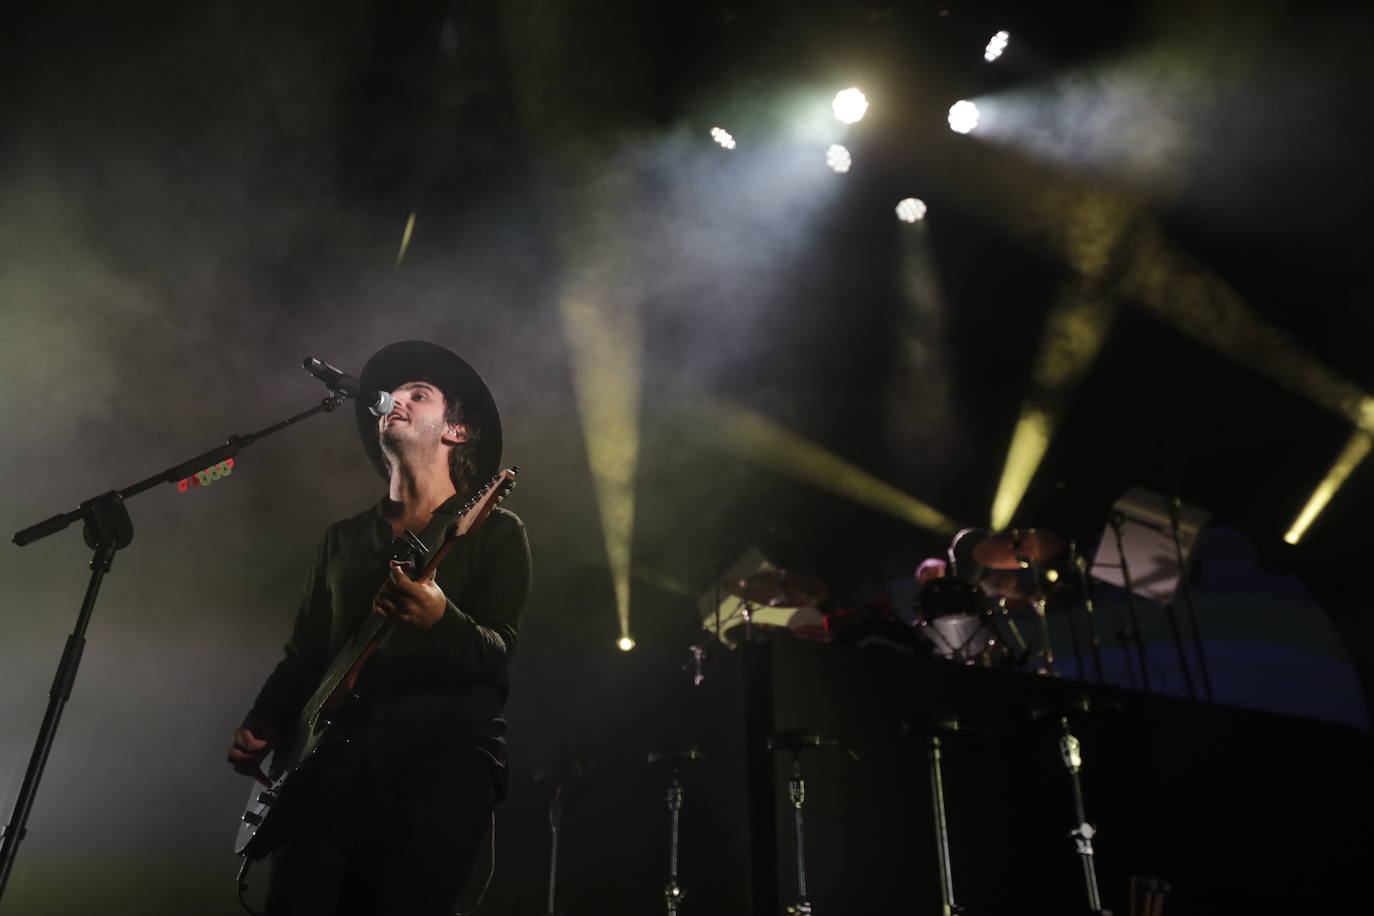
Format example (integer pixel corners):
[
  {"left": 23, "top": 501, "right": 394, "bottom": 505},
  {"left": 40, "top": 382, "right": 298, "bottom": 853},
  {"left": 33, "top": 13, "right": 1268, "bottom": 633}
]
[
  {"left": 1284, "top": 430, "right": 1372, "bottom": 544},
  {"left": 706, "top": 401, "right": 959, "bottom": 535}
]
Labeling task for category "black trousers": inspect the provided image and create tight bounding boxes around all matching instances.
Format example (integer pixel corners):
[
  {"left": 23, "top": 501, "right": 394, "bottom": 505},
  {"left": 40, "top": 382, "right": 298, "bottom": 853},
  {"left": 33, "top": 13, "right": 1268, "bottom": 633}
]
[{"left": 265, "top": 728, "right": 495, "bottom": 916}]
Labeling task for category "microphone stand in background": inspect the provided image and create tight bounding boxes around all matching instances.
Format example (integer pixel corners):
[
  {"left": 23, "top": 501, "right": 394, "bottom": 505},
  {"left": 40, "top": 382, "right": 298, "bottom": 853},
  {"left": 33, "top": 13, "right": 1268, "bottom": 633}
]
[
  {"left": 1169, "top": 495, "right": 1213, "bottom": 702},
  {"left": 0, "top": 360, "right": 385, "bottom": 902},
  {"left": 1108, "top": 512, "right": 1151, "bottom": 695}
]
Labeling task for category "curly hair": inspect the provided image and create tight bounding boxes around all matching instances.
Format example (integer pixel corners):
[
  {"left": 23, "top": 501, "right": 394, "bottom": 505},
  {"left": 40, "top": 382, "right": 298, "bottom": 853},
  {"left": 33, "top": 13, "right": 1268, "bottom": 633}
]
[{"left": 442, "top": 392, "right": 481, "bottom": 498}]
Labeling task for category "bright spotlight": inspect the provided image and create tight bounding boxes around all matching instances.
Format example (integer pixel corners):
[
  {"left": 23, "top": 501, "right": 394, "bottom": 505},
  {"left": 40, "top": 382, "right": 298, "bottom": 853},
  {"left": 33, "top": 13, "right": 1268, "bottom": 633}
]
[
  {"left": 826, "top": 144, "right": 852, "bottom": 173},
  {"left": 984, "top": 30, "right": 1010, "bottom": 62},
  {"left": 895, "top": 198, "right": 927, "bottom": 223},
  {"left": 832, "top": 88, "right": 869, "bottom": 124},
  {"left": 948, "top": 100, "right": 980, "bottom": 134},
  {"left": 710, "top": 127, "right": 736, "bottom": 150},
  {"left": 617, "top": 636, "right": 636, "bottom": 652}
]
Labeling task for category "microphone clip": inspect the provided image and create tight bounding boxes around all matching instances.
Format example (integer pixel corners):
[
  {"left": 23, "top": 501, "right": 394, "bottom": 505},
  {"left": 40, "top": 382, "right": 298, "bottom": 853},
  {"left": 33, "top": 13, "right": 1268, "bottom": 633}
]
[{"left": 303, "top": 357, "right": 392, "bottom": 416}]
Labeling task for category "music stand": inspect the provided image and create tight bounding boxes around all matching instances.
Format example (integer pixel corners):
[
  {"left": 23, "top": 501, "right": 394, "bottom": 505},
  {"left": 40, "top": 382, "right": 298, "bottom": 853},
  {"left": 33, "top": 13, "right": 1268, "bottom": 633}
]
[{"left": 1090, "top": 487, "right": 1210, "bottom": 698}]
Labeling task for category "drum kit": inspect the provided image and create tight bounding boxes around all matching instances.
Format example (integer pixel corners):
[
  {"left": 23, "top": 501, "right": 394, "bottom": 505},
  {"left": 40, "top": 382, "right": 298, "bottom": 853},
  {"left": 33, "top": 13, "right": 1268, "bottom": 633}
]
[
  {"left": 709, "top": 526, "right": 1084, "bottom": 677},
  {"left": 917, "top": 526, "right": 1075, "bottom": 675}
]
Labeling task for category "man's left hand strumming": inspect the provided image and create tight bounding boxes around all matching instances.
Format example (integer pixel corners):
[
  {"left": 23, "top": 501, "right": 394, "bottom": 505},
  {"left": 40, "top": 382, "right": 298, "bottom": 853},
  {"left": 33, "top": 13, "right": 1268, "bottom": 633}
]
[{"left": 373, "top": 559, "right": 448, "bottom": 630}]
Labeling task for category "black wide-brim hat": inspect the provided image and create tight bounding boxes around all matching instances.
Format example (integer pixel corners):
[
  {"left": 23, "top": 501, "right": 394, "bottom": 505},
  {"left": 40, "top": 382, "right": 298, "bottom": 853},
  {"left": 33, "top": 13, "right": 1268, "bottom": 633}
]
[{"left": 354, "top": 340, "right": 502, "bottom": 486}]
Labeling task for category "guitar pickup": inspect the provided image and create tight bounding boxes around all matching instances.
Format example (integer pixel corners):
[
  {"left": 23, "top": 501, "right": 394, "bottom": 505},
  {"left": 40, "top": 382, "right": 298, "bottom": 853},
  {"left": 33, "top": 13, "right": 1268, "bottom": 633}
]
[
  {"left": 256, "top": 791, "right": 278, "bottom": 807},
  {"left": 241, "top": 811, "right": 264, "bottom": 826}
]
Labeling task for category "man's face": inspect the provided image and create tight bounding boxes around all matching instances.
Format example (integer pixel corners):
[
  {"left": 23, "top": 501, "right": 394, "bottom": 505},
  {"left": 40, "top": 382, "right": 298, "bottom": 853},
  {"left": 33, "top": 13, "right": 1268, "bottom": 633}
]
[{"left": 378, "top": 381, "right": 467, "bottom": 452}]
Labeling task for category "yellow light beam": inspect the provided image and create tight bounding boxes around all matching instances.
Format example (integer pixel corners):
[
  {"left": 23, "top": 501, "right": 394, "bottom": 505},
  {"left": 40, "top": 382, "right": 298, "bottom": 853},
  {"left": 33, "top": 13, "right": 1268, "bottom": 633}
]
[
  {"left": 1120, "top": 225, "right": 1374, "bottom": 434},
  {"left": 989, "top": 271, "right": 1119, "bottom": 530},
  {"left": 706, "top": 401, "right": 959, "bottom": 534},
  {"left": 395, "top": 210, "right": 417, "bottom": 267},
  {"left": 502, "top": 6, "right": 651, "bottom": 648},
  {"left": 559, "top": 293, "right": 641, "bottom": 644},
  {"left": 1284, "top": 429, "right": 1372, "bottom": 545},
  {"left": 990, "top": 405, "right": 1054, "bottom": 532}
]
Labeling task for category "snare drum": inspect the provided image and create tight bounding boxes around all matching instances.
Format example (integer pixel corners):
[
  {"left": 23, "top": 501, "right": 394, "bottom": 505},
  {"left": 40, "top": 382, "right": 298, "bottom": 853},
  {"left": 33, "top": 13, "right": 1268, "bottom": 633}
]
[{"left": 914, "top": 578, "right": 1000, "bottom": 663}]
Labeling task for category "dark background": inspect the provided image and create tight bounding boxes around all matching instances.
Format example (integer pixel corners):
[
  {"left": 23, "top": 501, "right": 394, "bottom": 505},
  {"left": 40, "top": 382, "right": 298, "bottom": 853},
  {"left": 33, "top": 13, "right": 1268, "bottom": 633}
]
[{"left": 2, "top": 0, "right": 1372, "bottom": 913}]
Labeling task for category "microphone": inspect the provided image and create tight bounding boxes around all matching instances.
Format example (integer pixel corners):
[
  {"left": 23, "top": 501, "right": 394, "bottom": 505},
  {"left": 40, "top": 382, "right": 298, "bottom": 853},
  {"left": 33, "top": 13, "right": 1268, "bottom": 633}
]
[
  {"left": 302, "top": 357, "right": 393, "bottom": 416},
  {"left": 303, "top": 357, "right": 359, "bottom": 395}
]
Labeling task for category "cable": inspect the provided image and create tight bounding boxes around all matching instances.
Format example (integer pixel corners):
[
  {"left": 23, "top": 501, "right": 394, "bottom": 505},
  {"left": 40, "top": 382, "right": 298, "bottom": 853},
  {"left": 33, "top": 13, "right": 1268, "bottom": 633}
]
[
  {"left": 454, "top": 811, "right": 497, "bottom": 916},
  {"left": 236, "top": 856, "right": 264, "bottom": 916}
]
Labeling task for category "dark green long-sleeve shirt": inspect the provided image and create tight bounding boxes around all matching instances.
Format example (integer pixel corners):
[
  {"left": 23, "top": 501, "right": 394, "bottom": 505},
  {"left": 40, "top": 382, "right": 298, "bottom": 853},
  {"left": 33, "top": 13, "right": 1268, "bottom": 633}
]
[{"left": 246, "top": 497, "right": 531, "bottom": 749}]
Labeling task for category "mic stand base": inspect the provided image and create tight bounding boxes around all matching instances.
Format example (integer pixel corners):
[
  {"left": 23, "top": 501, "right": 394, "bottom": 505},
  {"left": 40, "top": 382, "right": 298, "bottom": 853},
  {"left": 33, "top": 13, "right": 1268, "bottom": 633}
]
[{"left": 0, "top": 493, "right": 133, "bottom": 901}]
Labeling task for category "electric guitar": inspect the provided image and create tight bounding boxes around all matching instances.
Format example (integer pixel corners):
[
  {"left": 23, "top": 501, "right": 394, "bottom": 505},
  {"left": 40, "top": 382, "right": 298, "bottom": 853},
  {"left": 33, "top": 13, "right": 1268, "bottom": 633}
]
[{"left": 234, "top": 467, "right": 518, "bottom": 859}]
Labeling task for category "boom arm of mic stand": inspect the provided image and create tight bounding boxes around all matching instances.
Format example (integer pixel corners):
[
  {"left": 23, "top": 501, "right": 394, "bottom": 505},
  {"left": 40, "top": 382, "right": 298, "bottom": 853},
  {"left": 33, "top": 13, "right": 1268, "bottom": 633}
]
[{"left": 12, "top": 392, "right": 348, "bottom": 547}]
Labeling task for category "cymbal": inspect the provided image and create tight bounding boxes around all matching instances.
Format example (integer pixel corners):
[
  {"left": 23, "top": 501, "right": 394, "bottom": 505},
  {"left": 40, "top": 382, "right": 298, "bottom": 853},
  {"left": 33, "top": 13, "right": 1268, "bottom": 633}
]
[
  {"left": 725, "top": 569, "right": 828, "bottom": 607},
  {"left": 972, "top": 528, "right": 1065, "bottom": 570}
]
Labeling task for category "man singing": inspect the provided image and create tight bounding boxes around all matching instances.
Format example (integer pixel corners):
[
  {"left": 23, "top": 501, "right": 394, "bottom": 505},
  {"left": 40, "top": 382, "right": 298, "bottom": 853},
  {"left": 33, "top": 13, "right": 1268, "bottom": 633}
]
[{"left": 228, "top": 340, "right": 531, "bottom": 915}]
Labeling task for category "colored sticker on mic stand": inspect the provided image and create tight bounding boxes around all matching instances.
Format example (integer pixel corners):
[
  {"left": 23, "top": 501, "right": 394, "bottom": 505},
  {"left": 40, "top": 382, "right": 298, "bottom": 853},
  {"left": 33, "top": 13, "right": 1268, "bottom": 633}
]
[{"left": 177, "top": 458, "right": 235, "bottom": 491}]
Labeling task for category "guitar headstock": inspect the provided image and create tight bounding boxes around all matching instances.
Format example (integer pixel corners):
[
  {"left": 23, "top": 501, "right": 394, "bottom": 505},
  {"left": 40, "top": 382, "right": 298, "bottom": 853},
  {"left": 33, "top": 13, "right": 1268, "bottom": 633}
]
[{"left": 448, "top": 467, "right": 518, "bottom": 541}]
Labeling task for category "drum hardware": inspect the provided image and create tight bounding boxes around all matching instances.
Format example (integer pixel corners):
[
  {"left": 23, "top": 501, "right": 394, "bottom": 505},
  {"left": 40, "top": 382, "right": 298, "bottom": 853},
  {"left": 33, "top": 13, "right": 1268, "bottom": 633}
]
[
  {"left": 533, "top": 760, "right": 585, "bottom": 916},
  {"left": 901, "top": 715, "right": 984, "bottom": 916},
  {"left": 914, "top": 578, "right": 1004, "bottom": 666},
  {"left": 648, "top": 746, "right": 711, "bottom": 916},
  {"left": 726, "top": 569, "right": 829, "bottom": 608},
  {"left": 712, "top": 569, "right": 830, "bottom": 646},
  {"left": 968, "top": 528, "right": 1067, "bottom": 674},
  {"left": 975, "top": 569, "right": 1070, "bottom": 675},
  {"left": 971, "top": 528, "right": 1065, "bottom": 570},
  {"left": 767, "top": 729, "right": 844, "bottom": 916},
  {"left": 1033, "top": 695, "right": 1118, "bottom": 915}
]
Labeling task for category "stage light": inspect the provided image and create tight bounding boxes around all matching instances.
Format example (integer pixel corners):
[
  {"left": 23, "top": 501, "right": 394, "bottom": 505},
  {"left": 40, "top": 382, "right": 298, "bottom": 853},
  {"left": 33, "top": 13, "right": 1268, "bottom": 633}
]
[
  {"left": 984, "top": 30, "right": 1010, "bottom": 62},
  {"left": 832, "top": 88, "right": 868, "bottom": 124},
  {"left": 710, "top": 127, "right": 737, "bottom": 150},
  {"left": 895, "top": 198, "right": 927, "bottom": 223},
  {"left": 618, "top": 636, "right": 636, "bottom": 652},
  {"left": 826, "top": 144, "right": 852, "bottom": 173},
  {"left": 948, "top": 100, "right": 980, "bottom": 134},
  {"left": 1284, "top": 430, "right": 1372, "bottom": 545}
]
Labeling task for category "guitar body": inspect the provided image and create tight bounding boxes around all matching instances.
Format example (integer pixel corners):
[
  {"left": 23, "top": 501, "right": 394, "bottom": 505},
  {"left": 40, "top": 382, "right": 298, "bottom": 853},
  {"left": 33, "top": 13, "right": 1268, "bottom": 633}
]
[
  {"left": 234, "top": 468, "right": 518, "bottom": 859},
  {"left": 233, "top": 702, "right": 348, "bottom": 858}
]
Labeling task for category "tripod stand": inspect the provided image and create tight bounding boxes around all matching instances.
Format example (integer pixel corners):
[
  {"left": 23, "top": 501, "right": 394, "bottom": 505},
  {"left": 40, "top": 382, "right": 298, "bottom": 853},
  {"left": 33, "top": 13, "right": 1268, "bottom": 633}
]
[
  {"left": 647, "top": 746, "right": 709, "bottom": 915},
  {"left": 902, "top": 715, "right": 970, "bottom": 916},
  {"left": 767, "top": 729, "right": 844, "bottom": 915},
  {"left": 1035, "top": 696, "right": 1112, "bottom": 915}
]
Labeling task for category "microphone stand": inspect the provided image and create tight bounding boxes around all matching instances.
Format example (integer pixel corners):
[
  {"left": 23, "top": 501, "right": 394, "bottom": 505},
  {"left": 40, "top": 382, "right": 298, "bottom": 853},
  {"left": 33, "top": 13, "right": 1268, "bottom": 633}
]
[
  {"left": 1070, "top": 540, "right": 1105, "bottom": 685},
  {"left": 1168, "top": 496, "right": 1213, "bottom": 701},
  {"left": 1, "top": 385, "right": 358, "bottom": 900},
  {"left": 1108, "top": 513, "right": 1151, "bottom": 694}
]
